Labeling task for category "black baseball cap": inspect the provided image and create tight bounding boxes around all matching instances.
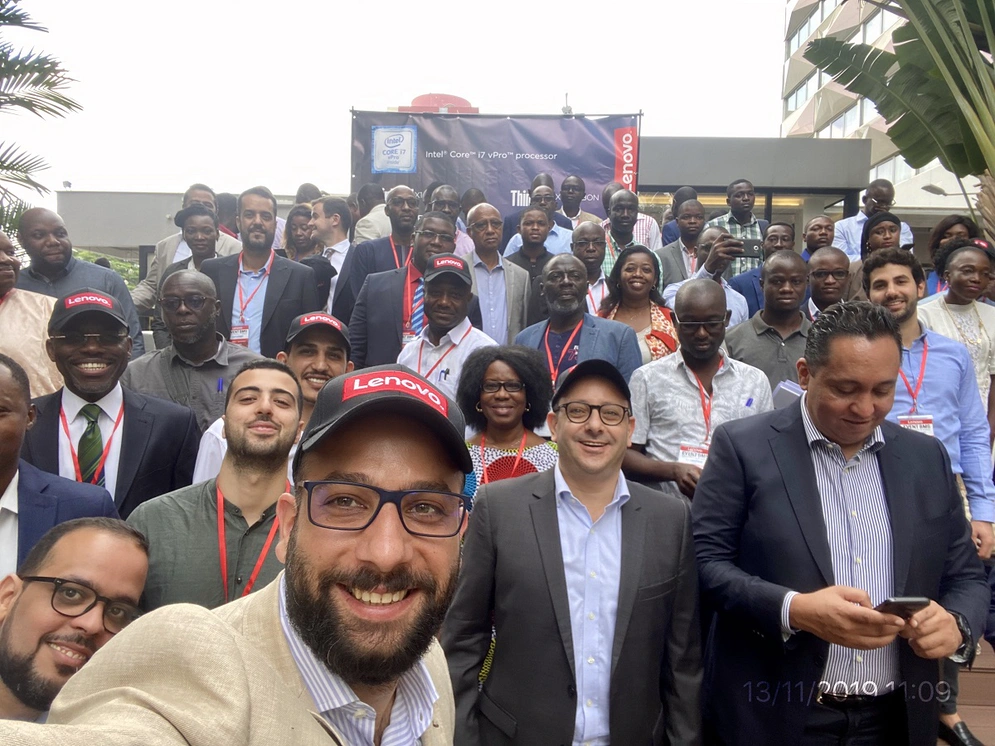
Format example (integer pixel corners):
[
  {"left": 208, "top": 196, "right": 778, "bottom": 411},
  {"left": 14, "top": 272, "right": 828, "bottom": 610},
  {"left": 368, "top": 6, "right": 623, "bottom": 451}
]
[
  {"left": 551, "top": 358, "right": 631, "bottom": 408},
  {"left": 49, "top": 288, "right": 129, "bottom": 334},
  {"left": 285, "top": 312, "right": 350, "bottom": 354},
  {"left": 292, "top": 364, "right": 472, "bottom": 477},
  {"left": 423, "top": 253, "right": 472, "bottom": 287}
]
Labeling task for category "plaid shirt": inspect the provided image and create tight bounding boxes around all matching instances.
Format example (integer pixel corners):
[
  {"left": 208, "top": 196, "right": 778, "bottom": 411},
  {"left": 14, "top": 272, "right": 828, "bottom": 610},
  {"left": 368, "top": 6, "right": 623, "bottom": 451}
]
[
  {"left": 705, "top": 211, "right": 764, "bottom": 276},
  {"left": 599, "top": 214, "right": 662, "bottom": 276}
]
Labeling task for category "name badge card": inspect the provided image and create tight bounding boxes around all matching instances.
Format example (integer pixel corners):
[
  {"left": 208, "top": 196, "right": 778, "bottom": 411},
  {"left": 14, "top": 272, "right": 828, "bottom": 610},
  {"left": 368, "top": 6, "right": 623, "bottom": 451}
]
[
  {"left": 230, "top": 325, "right": 250, "bottom": 346},
  {"left": 402, "top": 331, "right": 418, "bottom": 346},
  {"left": 678, "top": 443, "right": 709, "bottom": 468},
  {"left": 898, "top": 414, "right": 934, "bottom": 437}
]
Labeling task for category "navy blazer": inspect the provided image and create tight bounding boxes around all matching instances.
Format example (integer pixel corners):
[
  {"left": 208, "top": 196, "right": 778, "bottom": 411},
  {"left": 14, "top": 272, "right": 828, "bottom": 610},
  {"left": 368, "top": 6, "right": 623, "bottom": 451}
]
[
  {"left": 331, "top": 236, "right": 408, "bottom": 325},
  {"left": 692, "top": 401, "right": 990, "bottom": 746},
  {"left": 15, "top": 460, "right": 118, "bottom": 568},
  {"left": 200, "top": 253, "right": 320, "bottom": 358},
  {"left": 514, "top": 313, "right": 643, "bottom": 383},
  {"left": 728, "top": 267, "right": 764, "bottom": 319},
  {"left": 349, "top": 267, "right": 484, "bottom": 369},
  {"left": 21, "top": 388, "right": 201, "bottom": 519}
]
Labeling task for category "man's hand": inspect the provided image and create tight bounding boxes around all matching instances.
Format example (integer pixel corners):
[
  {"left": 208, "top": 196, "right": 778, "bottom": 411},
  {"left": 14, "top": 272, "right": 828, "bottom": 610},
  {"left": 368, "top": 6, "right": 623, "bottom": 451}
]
[
  {"left": 788, "top": 586, "right": 905, "bottom": 650},
  {"left": 670, "top": 463, "right": 701, "bottom": 498},
  {"left": 899, "top": 601, "right": 964, "bottom": 659},
  {"left": 703, "top": 233, "right": 743, "bottom": 276},
  {"left": 971, "top": 520, "right": 994, "bottom": 559}
]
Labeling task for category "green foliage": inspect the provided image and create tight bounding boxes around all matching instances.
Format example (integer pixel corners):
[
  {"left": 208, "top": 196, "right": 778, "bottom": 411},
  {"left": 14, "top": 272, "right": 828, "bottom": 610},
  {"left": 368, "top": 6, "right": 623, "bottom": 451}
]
[
  {"left": 803, "top": 0, "right": 995, "bottom": 179},
  {"left": 0, "top": 0, "right": 81, "bottom": 235},
  {"left": 73, "top": 249, "right": 140, "bottom": 290}
]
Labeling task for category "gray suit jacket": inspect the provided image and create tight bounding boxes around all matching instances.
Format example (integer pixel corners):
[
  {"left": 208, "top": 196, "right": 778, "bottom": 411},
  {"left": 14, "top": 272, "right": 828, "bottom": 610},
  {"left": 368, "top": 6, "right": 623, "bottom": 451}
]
[
  {"left": 468, "top": 252, "right": 530, "bottom": 343},
  {"left": 442, "top": 470, "right": 702, "bottom": 746},
  {"left": 132, "top": 231, "right": 242, "bottom": 313},
  {"left": 656, "top": 239, "right": 690, "bottom": 291}
]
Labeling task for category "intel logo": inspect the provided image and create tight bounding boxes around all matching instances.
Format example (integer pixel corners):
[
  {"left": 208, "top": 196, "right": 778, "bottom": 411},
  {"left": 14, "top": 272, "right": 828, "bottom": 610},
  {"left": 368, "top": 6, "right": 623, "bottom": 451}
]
[{"left": 384, "top": 134, "right": 405, "bottom": 148}]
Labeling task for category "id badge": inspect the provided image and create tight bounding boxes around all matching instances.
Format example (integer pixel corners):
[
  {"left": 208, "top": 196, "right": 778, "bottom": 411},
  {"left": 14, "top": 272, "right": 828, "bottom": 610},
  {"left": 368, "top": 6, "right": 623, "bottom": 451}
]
[
  {"left": 678, "top": 443, "right": 709, "bottom": 468},
  {"left": 230, "top": 325, "right": 250, "bottom": 347},
  {"left": 898, "top": 414, "right": 934, "bottom": 437},
  {"left": 402, "top": 325, "right": 418, "bottom": 346}
]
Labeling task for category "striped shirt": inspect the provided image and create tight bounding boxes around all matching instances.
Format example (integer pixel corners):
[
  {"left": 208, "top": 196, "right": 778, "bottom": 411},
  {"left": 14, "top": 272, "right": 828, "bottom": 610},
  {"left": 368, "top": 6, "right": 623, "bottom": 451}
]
[
  {"left": 781, "top": 395, "right": 899, "bottom": 696},
  {"left": 599, "top": 215, "right": 664, "bottom": 276},
  {"left": 278, "top": 576, "right": 438, "bottom": 745}
]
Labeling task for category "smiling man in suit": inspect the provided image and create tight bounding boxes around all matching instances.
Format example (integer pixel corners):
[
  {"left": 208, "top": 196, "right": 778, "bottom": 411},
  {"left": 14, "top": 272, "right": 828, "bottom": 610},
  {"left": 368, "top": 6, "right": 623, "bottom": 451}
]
[
  {"left": 692, "top": 301, "right": 990, "bottom": 746},
  {"left": 200, "top": 186, "right": 321, "bottom": 357},
  {"left": 443, "top": 359, "right": 702, "bottom": 745},
  {"left": 20, "top": 290, "right": 200, "bottom": 519},
  {"left": 0, "top": 355, "right": 117, "bottom": 579}
]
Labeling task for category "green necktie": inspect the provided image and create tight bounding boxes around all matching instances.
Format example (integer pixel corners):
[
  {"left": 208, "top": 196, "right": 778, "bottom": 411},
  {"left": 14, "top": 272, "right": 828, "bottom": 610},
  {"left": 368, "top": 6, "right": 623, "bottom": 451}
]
[{"left": 77, "top": 403, "right": 104, "bottom": 485}]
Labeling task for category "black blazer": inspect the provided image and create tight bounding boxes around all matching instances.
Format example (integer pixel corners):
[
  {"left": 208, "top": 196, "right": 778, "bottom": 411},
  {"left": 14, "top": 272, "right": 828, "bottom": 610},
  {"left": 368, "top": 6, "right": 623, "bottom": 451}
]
[
  {"left": 16, "top": 459, "right": 118, "bottom": 567},
  {"left": 691, "top": 402, "right": 990, "bottom": 746},
  {"left": 349, "top": 267, "right": 483, "bottom": 369},
  {"left": 331, "top": 236, "right": 406, "bottom": 324},
  {"left": 442, "top": 470, "right": 702, "bottom": 745},
  {"left": 200, "top": 253, "right": 320, "bottom": 358},
  {"left": 21, "top": 388, "right": 201, "bottom": 519}
]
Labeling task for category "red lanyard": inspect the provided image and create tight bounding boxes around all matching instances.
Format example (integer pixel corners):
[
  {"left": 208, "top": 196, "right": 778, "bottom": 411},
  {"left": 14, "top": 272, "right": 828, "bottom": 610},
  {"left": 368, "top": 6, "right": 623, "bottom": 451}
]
[
  {"left": 685, "top": 247, "right": 697, "bottom": 273},
  {"left": 417, "top": 324, "right": 473, "bottom": 378},
  {"left": 59, "top": 403, "right": 125, "bottom": 484},
  {"left": 543, "top": 320, "right": 584, "bottom": 386},
  {"left": 215, "top": 481, "right": 286, "bottom": 604},
  {"left": 236, "top": 251, "right": 275, "bottom": 323},
  {"left": 899, "top": 338, "right": 928, "bottom": 414},
  {"left": 389, "top": 236, "right": 411, "bottom": 270},
  {"left": 606, "top": 233, "right": 621, "bottom": 262},
  {"left": 692, "top": 359, "right": 724, "bottom": 444},
  {"left": 402, "top": 267, "right": 422, "bottom": 328},
  {"left": 480, "top": 431, "right": 527, "bottom": 485},
  {"left": 587, "top": 281, "right": 606, "bottom": 312}
]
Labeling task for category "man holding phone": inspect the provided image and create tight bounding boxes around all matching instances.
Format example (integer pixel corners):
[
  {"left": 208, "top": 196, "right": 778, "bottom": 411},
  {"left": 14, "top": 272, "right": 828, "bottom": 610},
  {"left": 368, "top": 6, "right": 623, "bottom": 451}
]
[
  {"left": 692, "top": 301, "right": 990, "bottom": 746},
  {"left": 662, "top": 226, "right": 750, "bottom": 327}
]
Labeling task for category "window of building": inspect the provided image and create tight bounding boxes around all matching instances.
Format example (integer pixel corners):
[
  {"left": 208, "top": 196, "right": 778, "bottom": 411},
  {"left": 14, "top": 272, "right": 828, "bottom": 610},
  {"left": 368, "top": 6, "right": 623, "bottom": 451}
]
[
  {"left": 789, "top": 7, "right": 820, "bottom": 54},
  {"left": 863, "top": 10, "right": 884, "bottom": 43},
  {"left": 869, "top": 154, "right": 933, "bottom": 185},
  {"left": 786, "top": 72, "right": 818, "bottom": 114},
  {"left": 860, "top": 97, "right": 879, "bottom": 125}
]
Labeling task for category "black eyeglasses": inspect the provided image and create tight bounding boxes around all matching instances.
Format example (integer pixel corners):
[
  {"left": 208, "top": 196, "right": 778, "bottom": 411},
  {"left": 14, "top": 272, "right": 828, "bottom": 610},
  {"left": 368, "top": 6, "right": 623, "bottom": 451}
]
[
  {"left": 573, "top": 240, "right": 607, "bottom": 250},
  {"left": 810, "top": 269, "right": 849, "bottom": 281},
  {"left": 303, "top": 481, "right": 467, "bottom": 538},
  {"left": 676, "top": 318, "right": 726, "bottom": 334},
  {"left": 415, "top": 230, "right": 456, "bottom": 244},
  {"left": 469, "top": 219, "right": 503, "bottom": 232},
  {"left": 49, "top": 331, "right": 128, "bottom": 347},
  {"left": 532, "top": 195, "right": 556, "bottom": 204},
  {"left": 431, "top": 200, "right": 460, "bottom": 212},
  {"left": 545, "top": 270, "right": 586, "bottom": 283},
  {"left": 555, "top": 401, "right": 630, "bottom": 426},
  {"left": 389, "top": 197, "right": 419, "bottom": 209},
  {"left": 20, "top": 576, "right": 142, "bottom": 634},
  {"left": 481, "top": 380, "right": 525, "bottom": 393},
  {"left": 159, "top": 294, "right": 210, "bottom": 312}
]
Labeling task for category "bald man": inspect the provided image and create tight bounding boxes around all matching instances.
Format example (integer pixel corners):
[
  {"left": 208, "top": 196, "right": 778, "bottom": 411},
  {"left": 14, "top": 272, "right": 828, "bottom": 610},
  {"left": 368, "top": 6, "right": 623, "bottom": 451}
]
[
  {"left": 625, "top": 279, "right": 773, "bottom": 497},
  {"left": 121, "top": 271, "right": 261, "bottom": 432},
  {"left": 15, "top": 208, "right": 145, "bottom": 357},
  {"left": 725, "top": 251, "right": 811, "bottom": 388}
]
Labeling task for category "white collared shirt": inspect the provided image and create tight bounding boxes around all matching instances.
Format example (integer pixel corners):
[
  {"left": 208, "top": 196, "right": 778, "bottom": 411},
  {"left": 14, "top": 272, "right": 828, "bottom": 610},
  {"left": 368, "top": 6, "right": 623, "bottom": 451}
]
[
  {"left": 396, "top": 316, "right": 497, "bottom": 400},
  {"left": 58, "top": 384, "right": 125, "bottom": 497},
  {"left": 322, "top": 239, "right": 352, "bottom": 312},
  {"left": 586, "top": 273, "right": 608, "bottom": 315},
  {"left": 0, "top": 470, "right": 20, "bottom": 577},
  {"left": 808, "top": 297, "right": 821, "bottom": 320}
]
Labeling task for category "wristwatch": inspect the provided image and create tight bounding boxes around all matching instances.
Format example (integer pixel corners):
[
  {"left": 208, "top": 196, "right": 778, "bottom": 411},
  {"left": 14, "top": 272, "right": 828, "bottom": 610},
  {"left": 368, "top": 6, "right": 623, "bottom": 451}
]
[{"left": 948, "top": 611, "right": 975, "bottom": 665}]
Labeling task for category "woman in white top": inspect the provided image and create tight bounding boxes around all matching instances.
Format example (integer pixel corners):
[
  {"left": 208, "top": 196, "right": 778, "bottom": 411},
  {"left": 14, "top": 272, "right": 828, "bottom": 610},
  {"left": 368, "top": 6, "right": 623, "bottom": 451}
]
[{"left": 919, "top": 236, "right": 995, "bottom": 438}]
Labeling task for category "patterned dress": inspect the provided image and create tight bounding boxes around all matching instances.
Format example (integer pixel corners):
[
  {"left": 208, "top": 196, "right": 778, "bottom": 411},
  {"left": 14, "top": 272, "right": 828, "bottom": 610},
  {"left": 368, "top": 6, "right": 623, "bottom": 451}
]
[{"left": 468, "top": 441, "right": 559, "bottom": 487}]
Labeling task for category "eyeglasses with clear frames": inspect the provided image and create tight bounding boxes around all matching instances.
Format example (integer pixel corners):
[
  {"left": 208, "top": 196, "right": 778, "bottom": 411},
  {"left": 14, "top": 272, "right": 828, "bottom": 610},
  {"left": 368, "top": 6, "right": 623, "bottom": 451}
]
[
  {"left": 303, "top": 481, "right": 468, "bottom": 538},
  {"left": 470, "top": 219, "right": 503, "bottom": 232},
  {"left": 19, "top": 576, "right": 143, "bottom": 634},
  {"left": 414, "top": 230, "right": 456, "bottom": 244},
  {"left": 555, "top": 401, "right": 630, "bottom": 426}
]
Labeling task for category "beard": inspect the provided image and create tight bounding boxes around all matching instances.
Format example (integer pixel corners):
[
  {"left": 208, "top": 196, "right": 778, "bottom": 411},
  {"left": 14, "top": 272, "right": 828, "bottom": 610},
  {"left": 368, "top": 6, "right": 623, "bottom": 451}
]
[
  {"left": 283, "top": 527, "right": 458, "bottom": 688},
  {"left": 0, "top": 619, "right": 83, "bottom": 713},
  {"left": 226, "top": 418, "right": 297, "bottom": 472},
  {"left": 547, "top": 294, "right": 582, "bottom": 316}
]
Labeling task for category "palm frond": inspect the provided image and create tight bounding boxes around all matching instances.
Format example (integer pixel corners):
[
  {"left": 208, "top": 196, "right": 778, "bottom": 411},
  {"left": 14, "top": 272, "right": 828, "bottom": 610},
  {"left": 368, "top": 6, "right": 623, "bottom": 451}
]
[
  {"left": 0, "top": 0, "right": 44, "bottom": 33},
  {"left": 0, "top": 142, "right": 49, "bottom": 194},
  {"left": 0, "top": 189, "right": 30, "bottom": 237},
  {"left": 0, "top": 46, "right": 80, "bottom": 118}
]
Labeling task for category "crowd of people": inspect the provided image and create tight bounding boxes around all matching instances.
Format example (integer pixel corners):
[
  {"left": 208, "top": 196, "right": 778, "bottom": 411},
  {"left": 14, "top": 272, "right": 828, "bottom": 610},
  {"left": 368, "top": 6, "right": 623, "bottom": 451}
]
[{"left": 0, "top": 171, "right": 993, "bottom": 746}]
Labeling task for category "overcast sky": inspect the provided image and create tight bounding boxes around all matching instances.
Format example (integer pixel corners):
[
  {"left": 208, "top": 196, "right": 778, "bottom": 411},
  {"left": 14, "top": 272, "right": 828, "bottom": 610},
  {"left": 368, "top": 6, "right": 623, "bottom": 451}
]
[{"left": 4, "top": 0, "right": 789, "bottom": 204}]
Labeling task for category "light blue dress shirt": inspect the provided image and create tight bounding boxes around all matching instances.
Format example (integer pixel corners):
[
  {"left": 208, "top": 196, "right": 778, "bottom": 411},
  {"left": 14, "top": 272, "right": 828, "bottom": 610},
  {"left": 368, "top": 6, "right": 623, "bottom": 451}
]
[
  {"left": 503, "top": 223, "right": 573, "bottom": 257},
  {"left": 886, "top": 326, "right": 995, "bottom": 522},
  {"left": 554, "top": 464, "right": 629, "bottom": 746},
  {"left": 232, "top": 255, "right": 270, "bottom": 355},
  {"left": 471, "top": 251, "right": 509, "bottom": 344},
  {"left": 832, "top": 212, "right": 915, "bottom": 261},
  {"left": 662, "top": 265, "right": 750, "bottom": 328}
]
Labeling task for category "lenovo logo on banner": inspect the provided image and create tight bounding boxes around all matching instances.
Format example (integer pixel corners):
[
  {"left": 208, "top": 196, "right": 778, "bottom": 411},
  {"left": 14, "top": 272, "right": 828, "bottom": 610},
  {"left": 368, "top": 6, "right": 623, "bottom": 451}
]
[
  {"left": 433, "top": 257, "right": 464, "bottom": 270},
  {"left": 65, "top": 293, "right": 113, "bottom": 309},
  {"left": 342, "top": 372, "right": 448, "bottom": 417},
  {"left": 301, "top": 313, "right": 341, "bottom": 330},
  {"left": 613, "top": 127, "right": 639, "bottom": 191}
]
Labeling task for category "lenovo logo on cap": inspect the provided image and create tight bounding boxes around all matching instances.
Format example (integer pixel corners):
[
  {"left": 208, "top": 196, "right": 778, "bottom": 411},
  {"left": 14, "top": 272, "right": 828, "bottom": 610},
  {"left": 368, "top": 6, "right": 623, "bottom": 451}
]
[
  {"left": 300, "top": 313, "right": 341, "bottom": 330},
  {"left": 432, "top": 257, "right": 464, "bottom": 270},
  {"left": 65, "top": 293, "right": 113, "bottom": 309},
  {"left": 342, "top": 371, "right": 448, "bottom": 416}
]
